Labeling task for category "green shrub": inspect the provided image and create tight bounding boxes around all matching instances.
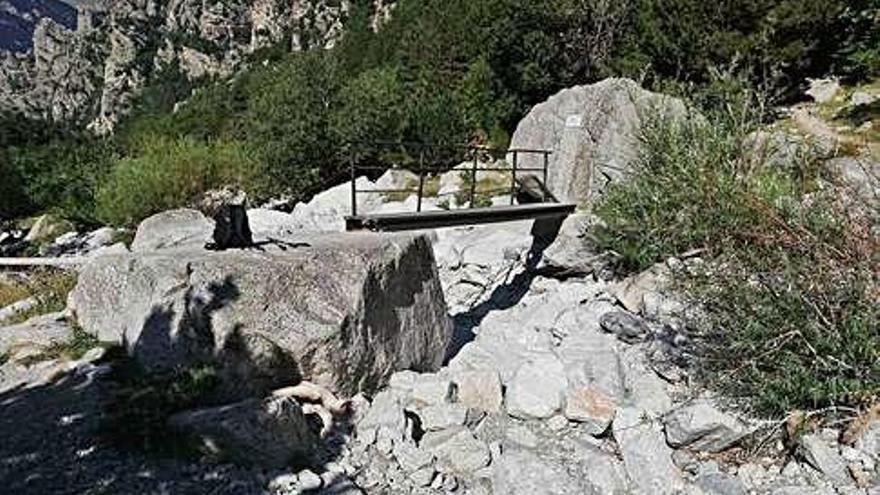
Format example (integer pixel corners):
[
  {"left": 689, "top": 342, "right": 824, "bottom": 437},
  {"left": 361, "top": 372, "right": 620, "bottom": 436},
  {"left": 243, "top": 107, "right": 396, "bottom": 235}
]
[
  {"left": 594, "top": 82, "right": 879, "bottom": 415},
  {"left": 242, "top": 50, "right": 343, "bottom": 197},
  {"left": 1, "top": 136, "right": 113, "bottom": 224},
  {"left": 95, "top": 135, "right": 264, "bottom": 226}
]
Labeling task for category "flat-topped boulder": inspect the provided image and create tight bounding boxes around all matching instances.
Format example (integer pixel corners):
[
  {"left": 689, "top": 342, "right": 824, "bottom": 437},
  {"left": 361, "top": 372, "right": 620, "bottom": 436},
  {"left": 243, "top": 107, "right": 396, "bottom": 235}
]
[{"left": 69, "top": 232, "right": 452, "bottom": 399}]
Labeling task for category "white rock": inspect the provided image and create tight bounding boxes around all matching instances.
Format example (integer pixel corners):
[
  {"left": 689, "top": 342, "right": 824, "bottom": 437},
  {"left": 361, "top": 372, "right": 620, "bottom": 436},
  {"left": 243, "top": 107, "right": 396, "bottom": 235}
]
[
  {"left": 358, "top": 389, "right": 406, "bottom": 443},
  {"left": 558, "top": 331, "right": 624, "bottom": 434},
  {"left": 493, "top": 448, "right": 592, "bottom": 494},
  {"left": 850, "top": 91, "right": 876, "bottom": 107},
  {"left": 505, "top": 424, "right": 539, "bottom": 449},
  {"left": 855, "top": 419, "right": 880, "bottom": 458},
  {"left": 245, "top": 208, "right": 301, "bottom": 240},
  {"left": 0, "top": 297, "right": 38, "bottom": 323},
  {"left": 506, "top": 353, "right": 567, "bottom": 420},
  {"left": 613, "top": 405, "right": 685, "bottom": 495},
  {"left": 410, "top": 374, "right": 457, "bottom": 407},
  {"left": 608, "top": 263, "right": 671, "bottom": 315},
  {"left": 421, "top": 427, "right": 490, "bottom": 475},
  {"left": 393, "top": 440, "right": 434, "bottom": 473},
  {"left": 416, "top": 403, "right": 469, "bottom": 431},
  {"left": 297, "top": 469, "right": 323, "bottom": 491},
  {"left": 450, "top": 370, "right": 503, "bottom": 413},
  {"left": 799, "top": 434, "right": 853, "bottom": 486},
  {"left": 547, "top": 415, "right": 569, "bottom": 431},
  {"left": 290, "top": 177, "right": 381, "bottom": 232},
  {"left": 664, "top": 399, "right": 751, "bottom": 452},
  {"left": 575, "top": 442, "right": 631, "bottom": 494},
  {"left": 620, "top": 347, "right": 673, "bottom": 414},
  {"left": 806, "top": 78, "right": 841, "bottom": 104},
  {"left": 409, "top": 466, "right": 436, "bottom": 487}
]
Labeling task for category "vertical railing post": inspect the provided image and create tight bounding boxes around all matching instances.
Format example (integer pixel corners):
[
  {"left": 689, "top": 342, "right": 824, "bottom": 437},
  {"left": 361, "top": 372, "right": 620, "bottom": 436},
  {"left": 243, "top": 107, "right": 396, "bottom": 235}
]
[
  {"left": 469, "top": 148, "right": 478, "bottom": 208},
  {"left": 350, "top": 148, "right": 357, "bottom": 217},
  {"left": 510, "top": 150, "right": 518, "bottom": 205},
  {"left": 417, "top": 150, "right": 425, "bottom": 212},
  {"left": 542, "top": 151, "right": 549, "bottom": 203}
]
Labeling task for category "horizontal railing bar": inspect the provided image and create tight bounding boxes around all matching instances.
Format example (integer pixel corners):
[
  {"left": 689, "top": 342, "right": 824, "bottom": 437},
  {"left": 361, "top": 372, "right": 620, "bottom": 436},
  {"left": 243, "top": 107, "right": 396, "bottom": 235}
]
[
  {"left": 506, "top": 148, "right": 553, "bottom": 154},
  {"left": 355, "top": 188, "right": 416, "bottom": 193},
  {"left": 353, "top": 167, "right": 547, "bottom": 174},
  {"left": 346, "top": 140, "right": 552, "bottom": 155}
]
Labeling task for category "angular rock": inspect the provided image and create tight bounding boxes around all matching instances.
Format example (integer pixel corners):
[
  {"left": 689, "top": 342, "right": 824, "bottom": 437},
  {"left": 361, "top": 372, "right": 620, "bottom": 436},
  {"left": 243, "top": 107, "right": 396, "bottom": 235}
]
[
  {"left": 849, "top": 91, "right": 876, "bottom": 107},
  {"left": 131, "top": 209, "right": 213, "bottom": 252},
  {"left": 393, "top": 440, "right": 434, "bottom": 473},
  {"left": 600, "top": 310, "right": 650, "bottom": 343},
  {"left": 506, "top": 353, "right": 567, "bottom": 419},
  {"left": 291, "top": 178, "right": 384, "bottom": 233},
  {"left": 564, "top": 386, "right": 618, "bottom": 435},
  {"left": 613, "top": 405, "right": 685, "bottom": 495},
  {"left": 696, "top": 470, "right": 747, "bottom": 495},
  {"left": 167, "top": 395, "right": 317, "bottom": 468},
  {"left": 573, "top": 440, "right": 631, "bottom": 494},
  {"left": 607, "top": 262, "right": 671, "bottom": 316},
  {"left": 826, "top": 156, "right": 879, "bottom": 203},
  {"left": 620, "top": 347, "right": 673, "bottom": 414},
  {"left": 0, "top": 312, "right": 72, "bottom": 357},
  {"left": 505, "top": 424, "right": 540, "bottom": 449},
  {"left": 493, "top": 448, "right": 593, "bottom": 495},
  {"left": 534, "top": 213, "right": 605, "bottom": 278},
  {"left": 416, "top": 403, "right": 469, "bottom": 431},
  {"left": 297, "top": 469, "right": 323, "bottom": 491},
  {"left": 358, "top": 389, "right": 407, "bottom": 443},
  {"left": 70, "top": 233, "right": 452, "bottom": 398},
  {"left": 558, "top": 331, "right": 624, "bottom": 435},
  {"left": 409, "top": 466, "right": 436, "bottom": 487},
  {"left": 806, "top": 78, "right": 840, "bottom": 103},
  {"left": 421, "top": 427, "right": 490, "bottom": 475},
  {"left": 664, "top": 399, "right": 751, "bottom": 452},
  {"left": 246, "top": 209, "right": 302, "bottom": 241},
  {"left": 450, "top": 370, "right": 503, "bottom": 413},
  {"left": 799, "top": 434, "right": 853, "bottom": 486},
  {"left": 0, "top": 297, "right": 38, "bottom": 324},
  {"left": 509, "top": 78, "right": 688, "bottom": 205},
  {"left": 410, "top": 374, "right": 458, "bottom": 407},
  {"left": 855, "top": 419, "right": 880, "bottom": 458},
  {"left": 24, "top": 214, "right": 74, "bottom": 244}
]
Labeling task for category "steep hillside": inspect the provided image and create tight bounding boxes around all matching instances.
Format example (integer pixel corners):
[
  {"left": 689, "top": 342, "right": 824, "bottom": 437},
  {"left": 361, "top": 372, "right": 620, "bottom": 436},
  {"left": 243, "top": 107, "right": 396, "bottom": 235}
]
[
  {"left": 0, "top": 0, "right": 375, "bottom": 131},
  {"left": 0, "top": 0, "right": 76, "bottom": 52}
]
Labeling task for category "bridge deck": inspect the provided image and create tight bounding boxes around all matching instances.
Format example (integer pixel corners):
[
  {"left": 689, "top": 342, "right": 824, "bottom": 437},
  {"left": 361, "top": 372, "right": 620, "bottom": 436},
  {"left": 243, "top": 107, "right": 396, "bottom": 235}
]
[{"left": 345, "top": 203, "right": 577, "bottom": 232}]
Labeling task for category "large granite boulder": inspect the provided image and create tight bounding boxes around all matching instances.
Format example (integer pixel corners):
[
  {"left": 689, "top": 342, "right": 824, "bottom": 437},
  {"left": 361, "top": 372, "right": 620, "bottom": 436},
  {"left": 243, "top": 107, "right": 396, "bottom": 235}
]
[
  {"left": 69, "top": 232, "right": 452, "bottom": 398},
  {"left": 509, "top": 78, "right": 688, "bottom": 205}
]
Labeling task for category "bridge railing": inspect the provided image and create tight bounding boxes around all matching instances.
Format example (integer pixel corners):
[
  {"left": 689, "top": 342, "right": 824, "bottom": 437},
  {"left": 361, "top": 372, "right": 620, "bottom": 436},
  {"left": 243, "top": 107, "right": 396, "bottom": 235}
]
[{"left": 347, "top": 141, "right": 553, "bottom": 218}]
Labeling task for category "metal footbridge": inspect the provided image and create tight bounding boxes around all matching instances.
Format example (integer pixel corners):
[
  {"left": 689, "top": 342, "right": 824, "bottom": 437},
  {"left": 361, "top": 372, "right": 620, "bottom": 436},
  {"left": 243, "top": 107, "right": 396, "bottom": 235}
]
[{"left": 344, "top": 142, "right": 576, "bottom": 232}]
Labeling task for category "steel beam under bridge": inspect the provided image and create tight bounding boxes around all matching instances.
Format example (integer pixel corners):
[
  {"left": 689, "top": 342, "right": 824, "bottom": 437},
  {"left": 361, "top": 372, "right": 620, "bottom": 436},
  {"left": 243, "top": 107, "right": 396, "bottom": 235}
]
[{"left": 345, "top": 203, "right": 576, "bottom": 232}]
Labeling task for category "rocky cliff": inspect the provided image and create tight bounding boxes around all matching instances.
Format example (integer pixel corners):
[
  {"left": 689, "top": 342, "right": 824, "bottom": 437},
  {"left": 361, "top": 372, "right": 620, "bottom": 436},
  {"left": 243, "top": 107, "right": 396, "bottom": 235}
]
[{"left": 0, "top": 0, "right": 390, "bottom": 133}]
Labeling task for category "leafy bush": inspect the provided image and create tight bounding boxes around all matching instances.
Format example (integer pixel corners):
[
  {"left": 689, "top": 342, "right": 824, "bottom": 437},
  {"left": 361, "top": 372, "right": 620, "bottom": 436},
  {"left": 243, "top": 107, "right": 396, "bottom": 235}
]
[
  {"left": 594, "top": 83, "right": 879, "bottom": 415},
  {"left": 242, "top": 50, "right": 343, "bottom": 196},
  {"left": 95, "top": 135, "right": 264, "bottom": 226},
  {"left": 0, "top": 112, "right": 113, "bottom": 223}
]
